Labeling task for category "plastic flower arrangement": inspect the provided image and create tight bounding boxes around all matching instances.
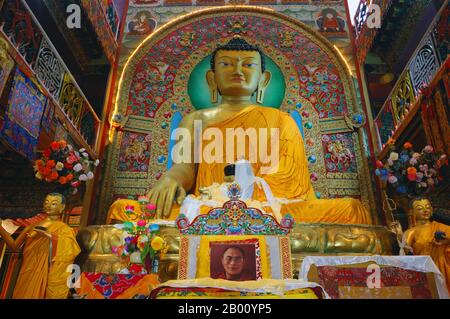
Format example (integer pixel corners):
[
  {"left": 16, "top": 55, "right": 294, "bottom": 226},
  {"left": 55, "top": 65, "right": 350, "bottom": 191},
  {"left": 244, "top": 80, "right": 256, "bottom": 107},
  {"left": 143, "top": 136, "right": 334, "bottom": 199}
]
[
  {"left": 33, "top": 140, "right": 99, "bottom": 194},
  {"left": 375, "top": 142, "right": 448, "bottom": 197},
  {"left": 112, "top": 206, "right": 167, "bottom": 275}
]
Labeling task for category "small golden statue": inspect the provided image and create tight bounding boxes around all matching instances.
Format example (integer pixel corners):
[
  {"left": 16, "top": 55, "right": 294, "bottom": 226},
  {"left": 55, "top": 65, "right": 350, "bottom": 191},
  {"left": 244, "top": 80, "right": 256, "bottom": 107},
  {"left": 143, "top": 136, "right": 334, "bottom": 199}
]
[
  {"left": 390, "top": 197, "right": 450, "bottom": 293},
  {"left": 0, "top": 193, "right": 81, "bottom": 299}
]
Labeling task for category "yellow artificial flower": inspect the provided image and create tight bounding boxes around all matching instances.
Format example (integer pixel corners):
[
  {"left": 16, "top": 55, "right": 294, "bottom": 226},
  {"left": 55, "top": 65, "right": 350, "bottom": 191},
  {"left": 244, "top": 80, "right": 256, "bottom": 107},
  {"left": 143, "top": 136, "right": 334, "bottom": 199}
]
[{"left": 151, "top": 236, "right": 165, "bottom": 251}]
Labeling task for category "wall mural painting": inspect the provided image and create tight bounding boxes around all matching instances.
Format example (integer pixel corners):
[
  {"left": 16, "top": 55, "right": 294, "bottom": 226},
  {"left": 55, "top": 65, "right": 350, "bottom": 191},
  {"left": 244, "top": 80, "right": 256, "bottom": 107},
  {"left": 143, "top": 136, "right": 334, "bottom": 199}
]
[{"left": 118, "top": 131, "right": 152, "bottom": 173}]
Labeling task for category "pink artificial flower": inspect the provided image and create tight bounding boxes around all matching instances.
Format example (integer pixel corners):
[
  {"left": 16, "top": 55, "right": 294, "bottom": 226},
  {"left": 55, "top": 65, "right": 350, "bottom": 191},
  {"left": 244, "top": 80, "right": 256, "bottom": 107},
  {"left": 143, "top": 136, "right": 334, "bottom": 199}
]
[
  {"left": 66, "top": 154, "right": 78, "bottom": 164},
  {"left": 138, "top": 195, "right": 149, "bottom": 203},
  {"left": 388, "top": 176, "right": 398, "bottom": 184},
  {"left": 416, "top": 172, "right": 424, "bottom": 181},
  {"left": 424, "top": 145, "right": 434, "bottom": 153},
  {"left": 125, "top": 205, "right": 134, "bottom": 212},
  {"left": 137, "top": 220, "right": 146, "bottom": 227},
  {"left": 146, "top": 203, "right": 156, "bottom": 211},
  {"left": 387, "top": 159, "right": 394, "bottom": 166},
  {"left": 409, "top": 158, "right": 418, "bottom": 166}
]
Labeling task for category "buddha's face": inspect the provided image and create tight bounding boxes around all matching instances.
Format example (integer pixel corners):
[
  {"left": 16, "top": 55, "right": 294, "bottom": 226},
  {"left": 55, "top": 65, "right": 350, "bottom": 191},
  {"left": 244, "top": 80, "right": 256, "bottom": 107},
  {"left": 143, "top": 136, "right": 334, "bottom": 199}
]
[
  {"left": 43, "top": 194, "right": 65, "bottom": 216},
  {"left": 210, "top": 50, "right": 266, "bottom": 97},
  {"left": 411, "top": 199, "right": 433, "bottom": 221}
]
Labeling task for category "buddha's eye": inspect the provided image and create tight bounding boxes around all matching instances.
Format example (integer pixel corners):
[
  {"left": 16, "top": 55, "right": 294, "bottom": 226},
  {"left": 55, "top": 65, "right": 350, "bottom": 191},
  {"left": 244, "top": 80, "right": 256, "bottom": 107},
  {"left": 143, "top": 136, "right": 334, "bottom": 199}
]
[
  {"left": 218, "top": 62, "right": 231, "bottom": 67},
  {"left": 244, "top": 63, "right": 257, "bottom": 68}
]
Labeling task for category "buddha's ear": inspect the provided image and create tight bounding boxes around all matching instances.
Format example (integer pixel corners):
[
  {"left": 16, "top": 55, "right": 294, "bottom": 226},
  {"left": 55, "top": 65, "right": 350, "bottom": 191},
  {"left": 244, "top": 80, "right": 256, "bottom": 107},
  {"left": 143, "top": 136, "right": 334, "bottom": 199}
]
[
  {"left": 258, "top": 70, "right": 272, "bottom": 90},
  {"left": 206, "top": 70, "right": 218, "bottom": 104},
  {"left": 256, "top": 71, "right": 271, "bottom": 104}
]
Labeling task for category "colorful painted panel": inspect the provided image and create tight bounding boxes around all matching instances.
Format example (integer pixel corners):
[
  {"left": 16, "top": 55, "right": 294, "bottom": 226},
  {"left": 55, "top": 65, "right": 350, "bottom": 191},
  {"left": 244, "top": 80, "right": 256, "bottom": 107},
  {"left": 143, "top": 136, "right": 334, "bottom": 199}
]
[
  {"left": 5, "top": 68, "right": 46, "bottom": 138},
  {"left": 1, "top": 0, "right": 43, "bottom": 65},
  {"left": 34, "top": 38, "right": 65, "bottom": 98},
  {"left": 59, "top": 73, "right": 84, "bottom": 127},
  {"left": 80, "top": 0, "right": 117, "bottom": 64},
  {"left": 0, "top": 44, "right": 14, "bottom": 98},
  {"left": 1, "top": 68, "right": 46, "bottom": 159},
  {"left": 80, "top": 107, "right": 97, "bottom": 147},
  {"left": 316, "top": 266, "right": 434, "bottom": 299},
  {"left": 102, "top": 0, "right": 120, "bottom": 39},
  {"left": 322, "top": 133, "right": 357, "bottom": 173},
  {"left": 40, "top": 101, "right": 55, "bottom": 133},
  {"left": 118, "top": 131, "right": 152, "bottom": 172}
]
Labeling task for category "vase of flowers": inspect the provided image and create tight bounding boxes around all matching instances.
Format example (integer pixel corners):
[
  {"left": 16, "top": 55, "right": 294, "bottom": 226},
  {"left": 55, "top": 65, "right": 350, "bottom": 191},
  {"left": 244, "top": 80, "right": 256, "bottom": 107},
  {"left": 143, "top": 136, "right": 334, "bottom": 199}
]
[
  {"left": 33, "top": 140, "right": 99, "bottom": 195},
  {"left": 112, "top": 219, "right": 167, "bottom": 275}
]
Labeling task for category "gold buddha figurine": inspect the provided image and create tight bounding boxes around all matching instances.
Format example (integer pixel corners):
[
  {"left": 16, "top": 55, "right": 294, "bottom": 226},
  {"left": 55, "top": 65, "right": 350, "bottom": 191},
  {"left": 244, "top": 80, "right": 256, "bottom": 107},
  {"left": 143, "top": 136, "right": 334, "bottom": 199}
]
[
  {"left": 0, "top": 193, "right": 81, "bottom": 299},
  {"left": 108, "top": 36, "right": 371, "bottom": 225},
  {"left": 399, "top": 197, "right": 450, "bottom": 293}
]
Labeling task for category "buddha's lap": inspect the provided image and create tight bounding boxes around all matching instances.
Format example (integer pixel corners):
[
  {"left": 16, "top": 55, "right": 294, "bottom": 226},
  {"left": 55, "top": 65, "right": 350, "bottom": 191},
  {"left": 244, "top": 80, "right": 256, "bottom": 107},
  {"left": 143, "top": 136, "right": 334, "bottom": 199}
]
[{"left": 108, "top": 197, "right": 372, "bottom": 225}]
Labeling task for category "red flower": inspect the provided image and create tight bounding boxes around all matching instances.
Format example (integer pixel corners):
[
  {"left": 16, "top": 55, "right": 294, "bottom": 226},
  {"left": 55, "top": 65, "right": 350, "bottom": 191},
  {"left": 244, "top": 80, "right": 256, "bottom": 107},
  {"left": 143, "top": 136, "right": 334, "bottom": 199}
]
[
  {"left": 375, "top": 160, "right": 384, "bottom": 169},
  {"left": 64, "top": 162, "right": 73, "bottom": 169},
  {"left": 58, "top": 140, "right": 67, "bottom": 148},
  {"left": 43, "top": 167, "right": 51, "bottom": 176},
  {"left": 403, "top": 142, "right": 413, "bottom": 149},
  {"left": 50, "top": 141, "right": 60, "bottom": 151},
  {"left": 407, "top": 174, "right": 417, "bottom": 181},
  {"left": 49, "top": 171, "right": 59, "bottom": 181},
  {"left": 59, "top": 176, "right": 68, "bottom": 185},
  {"left": 71, "top": 181, "right": 81, "bottom": 188},
  {"left": 46, "top": 160, "right": 56, "bottom": 168},
  {"left": 43, "top": 148, "right": 51, "bottom": 158},
  {"left": 66, "top": 174, "right": 74, "bottom": 181}
]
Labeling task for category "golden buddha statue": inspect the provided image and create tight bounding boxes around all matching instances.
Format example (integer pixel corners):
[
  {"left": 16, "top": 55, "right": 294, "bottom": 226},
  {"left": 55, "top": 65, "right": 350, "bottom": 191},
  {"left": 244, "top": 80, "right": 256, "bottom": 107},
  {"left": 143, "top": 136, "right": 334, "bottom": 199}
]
[
  {"left": 398, "top": 197, "right": 450, "bottom": 293},
  {"left": 0, "top": 193, "right": 81, "bottom": 299},
  {"left": 108, "top": 36, "right": 371, "bottom": 225}
]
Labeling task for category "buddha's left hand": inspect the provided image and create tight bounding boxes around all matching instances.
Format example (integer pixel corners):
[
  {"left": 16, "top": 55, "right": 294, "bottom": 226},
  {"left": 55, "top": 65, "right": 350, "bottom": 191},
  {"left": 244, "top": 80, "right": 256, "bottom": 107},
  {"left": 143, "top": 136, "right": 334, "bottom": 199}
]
[{"left": 147, "top": 176, "right": 186, "bottom": 218}]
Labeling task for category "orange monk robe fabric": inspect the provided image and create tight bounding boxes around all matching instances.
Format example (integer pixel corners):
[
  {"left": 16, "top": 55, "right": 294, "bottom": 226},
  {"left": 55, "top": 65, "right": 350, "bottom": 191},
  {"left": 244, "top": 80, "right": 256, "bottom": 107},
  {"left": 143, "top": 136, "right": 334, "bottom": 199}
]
[
  {"left": 12, "top": 221, "right": 81, "bottom": 299},
  {"left": 108, "top": 106, "right": 372, "bottom": 225},
  {"left": 410, "top": 221, "right": 450, "bottom": 293}
]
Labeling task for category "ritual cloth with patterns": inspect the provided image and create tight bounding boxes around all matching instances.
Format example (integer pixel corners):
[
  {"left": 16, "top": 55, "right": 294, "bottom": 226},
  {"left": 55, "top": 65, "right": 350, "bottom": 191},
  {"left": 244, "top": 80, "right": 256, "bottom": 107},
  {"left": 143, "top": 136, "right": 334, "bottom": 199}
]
[
  {"left": 299, "top": 255, "right": 449, "bottom": 299},
  {"left": 75, "top": 273, "right": 160, "bottom": 299}
]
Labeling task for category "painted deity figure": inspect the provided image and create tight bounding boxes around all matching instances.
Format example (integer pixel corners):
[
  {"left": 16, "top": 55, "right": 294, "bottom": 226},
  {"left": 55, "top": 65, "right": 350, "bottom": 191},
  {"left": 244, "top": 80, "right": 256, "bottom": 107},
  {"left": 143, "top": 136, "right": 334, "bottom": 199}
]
[
  {"left": 108, "top": 36, "right": 371, "bottom": 226},
  {"left": 0, "top": 193, "right": 80, "bottom": 299},
  {"left": 393, "top": 197, "right": 450, "bottom": 293}
]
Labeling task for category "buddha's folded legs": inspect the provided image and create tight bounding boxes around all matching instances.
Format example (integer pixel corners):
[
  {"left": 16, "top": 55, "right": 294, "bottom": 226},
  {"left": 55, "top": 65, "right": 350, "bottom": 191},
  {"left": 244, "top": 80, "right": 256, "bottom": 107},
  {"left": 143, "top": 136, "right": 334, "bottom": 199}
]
[
  {"left": 280, "top": 198, "right": 372, "bottom": 225},
  {"left": 108, "top": 197, "right": 372, "bottom": 226}
]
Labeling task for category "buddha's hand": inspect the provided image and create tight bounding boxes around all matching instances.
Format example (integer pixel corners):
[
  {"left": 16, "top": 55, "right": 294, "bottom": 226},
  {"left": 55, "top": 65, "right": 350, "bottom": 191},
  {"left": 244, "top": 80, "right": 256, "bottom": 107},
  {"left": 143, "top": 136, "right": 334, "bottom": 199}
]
[{"left": 147, "top": 176, "right": 186, "bottom": 219}]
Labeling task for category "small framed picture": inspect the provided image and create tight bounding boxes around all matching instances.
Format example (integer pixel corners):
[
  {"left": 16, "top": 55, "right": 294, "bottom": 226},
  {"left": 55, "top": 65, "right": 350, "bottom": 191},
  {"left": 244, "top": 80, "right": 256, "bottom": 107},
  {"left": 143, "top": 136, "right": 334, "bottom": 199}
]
[
  {"left": 178, "top": 235, "right": 292, "bottom": 280},
  {"left": 209, "top": 239, "right": 260, "bottom": 281}
]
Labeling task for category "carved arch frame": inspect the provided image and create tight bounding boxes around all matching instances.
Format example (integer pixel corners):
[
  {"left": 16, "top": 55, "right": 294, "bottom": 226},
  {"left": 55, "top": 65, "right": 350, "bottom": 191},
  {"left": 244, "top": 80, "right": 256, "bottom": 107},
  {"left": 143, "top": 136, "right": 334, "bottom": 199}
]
[{"left": 98, "top": 6, "right": 377, "bottom": 224}]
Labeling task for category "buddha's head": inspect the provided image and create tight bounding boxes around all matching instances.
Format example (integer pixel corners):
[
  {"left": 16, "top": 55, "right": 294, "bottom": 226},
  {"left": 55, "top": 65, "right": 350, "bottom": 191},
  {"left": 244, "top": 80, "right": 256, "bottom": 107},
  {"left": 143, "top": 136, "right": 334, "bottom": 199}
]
[
  {"left": 43, "top": 193, "right": 66, "bottom": 217},
  {"left": 207, "top": 36, "right": 271, "bottom": 103},
  {"left": 409, "top": 197, "right": 433, "bottom": 223}
]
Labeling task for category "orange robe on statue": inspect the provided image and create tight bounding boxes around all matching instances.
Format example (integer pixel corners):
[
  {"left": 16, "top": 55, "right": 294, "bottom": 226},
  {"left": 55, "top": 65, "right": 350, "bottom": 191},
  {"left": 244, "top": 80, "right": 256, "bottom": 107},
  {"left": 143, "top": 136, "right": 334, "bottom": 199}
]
[
  {"left": 108, "top": 106, "right": 372, "bottom": 225},
  {"left": 12, "top": 221, "right": 81, "bottom": 299},
  {"left": 409, "top": 221, "right": 450, "bottom": 293}
]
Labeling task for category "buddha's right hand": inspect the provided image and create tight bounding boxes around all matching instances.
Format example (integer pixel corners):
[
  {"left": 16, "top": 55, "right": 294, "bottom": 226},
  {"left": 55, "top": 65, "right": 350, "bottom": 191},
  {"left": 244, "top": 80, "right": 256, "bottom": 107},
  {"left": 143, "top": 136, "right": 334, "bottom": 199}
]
[{"left": 147, "top": 176, "right": 186, "bottom": 219}]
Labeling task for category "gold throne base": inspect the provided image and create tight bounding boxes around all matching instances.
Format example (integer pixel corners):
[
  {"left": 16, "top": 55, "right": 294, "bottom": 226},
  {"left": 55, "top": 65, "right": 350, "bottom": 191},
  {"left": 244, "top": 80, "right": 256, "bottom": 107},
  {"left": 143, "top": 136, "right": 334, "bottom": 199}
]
[{"left": 76, "top": 223, "right": 398, "bottom": 282}]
